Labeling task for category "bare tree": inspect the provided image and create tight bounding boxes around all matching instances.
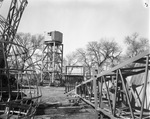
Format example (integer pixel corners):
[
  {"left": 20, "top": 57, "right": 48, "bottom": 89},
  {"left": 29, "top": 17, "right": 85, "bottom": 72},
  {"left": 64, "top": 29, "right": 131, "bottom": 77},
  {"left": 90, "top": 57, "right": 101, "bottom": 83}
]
[
  {"left": 16, "top": 33, "right": 44, "bottom": 71},
  {"left": 124, "top": 32, "right": 149, "bottom": 58},
  {"left": 87, "top": 39, "right": 121, "bottom": 72},
  {"left": 65, "top": 51, "right": 81, "bottom": 74},
  {"left": 76, "top": 48, "right": 93, "bottom": 76},
  {"left": 65, "top": 38, "right": 121, "bottom": 73},
  {"left": 65, "top": 51, "right": 80, "bottom": 66}
]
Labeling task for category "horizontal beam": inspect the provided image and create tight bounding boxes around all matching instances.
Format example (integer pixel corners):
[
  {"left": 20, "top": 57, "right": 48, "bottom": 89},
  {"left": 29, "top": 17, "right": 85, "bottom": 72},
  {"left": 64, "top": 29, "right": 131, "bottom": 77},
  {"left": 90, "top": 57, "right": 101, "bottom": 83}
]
[
  {"left": 77, "top": 95, "right": 95, "bottom": 108},
  {"left": 76, "top": 50, "right": 149, "bottom": 85},
  {"left": 97, "top": 50, "right": 149, "bottom": 78}
]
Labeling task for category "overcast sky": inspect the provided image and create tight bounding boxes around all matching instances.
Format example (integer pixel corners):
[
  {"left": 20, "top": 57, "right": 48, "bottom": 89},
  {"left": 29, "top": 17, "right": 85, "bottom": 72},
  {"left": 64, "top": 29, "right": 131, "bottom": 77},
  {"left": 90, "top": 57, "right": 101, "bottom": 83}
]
[{"left": 0, "top": 0, "right": 149, "bottom": 56}]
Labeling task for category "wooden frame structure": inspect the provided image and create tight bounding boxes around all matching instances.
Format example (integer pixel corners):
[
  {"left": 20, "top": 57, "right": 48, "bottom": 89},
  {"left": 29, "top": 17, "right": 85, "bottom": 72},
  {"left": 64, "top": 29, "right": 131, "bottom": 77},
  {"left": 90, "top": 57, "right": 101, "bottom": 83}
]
[
  {"left": 41, "top": 39, "right": 63, "bottom": 85},
  {"left": 67, "top": 50, "right": 150, "bottom": 119},
  {"left": 64, "top": 66, "right": 85, "bottom": 93}
]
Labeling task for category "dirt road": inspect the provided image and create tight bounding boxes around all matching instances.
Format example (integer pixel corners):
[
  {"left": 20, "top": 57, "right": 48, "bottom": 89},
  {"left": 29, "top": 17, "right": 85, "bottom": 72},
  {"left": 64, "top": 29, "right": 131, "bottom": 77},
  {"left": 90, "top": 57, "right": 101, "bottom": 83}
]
[{"left": 34, "top": 86, "right": 96, "bottom": 119}]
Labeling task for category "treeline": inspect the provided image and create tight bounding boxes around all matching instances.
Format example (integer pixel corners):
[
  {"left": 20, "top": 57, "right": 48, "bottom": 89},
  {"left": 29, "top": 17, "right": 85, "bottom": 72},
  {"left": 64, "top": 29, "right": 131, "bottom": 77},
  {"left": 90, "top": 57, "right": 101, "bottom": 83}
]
[
  {"left": 13, "top": 32, "right": 149, "bottom": 77},
  {"left": 63, "top": 32, "right": 149, "bottom": 74}
]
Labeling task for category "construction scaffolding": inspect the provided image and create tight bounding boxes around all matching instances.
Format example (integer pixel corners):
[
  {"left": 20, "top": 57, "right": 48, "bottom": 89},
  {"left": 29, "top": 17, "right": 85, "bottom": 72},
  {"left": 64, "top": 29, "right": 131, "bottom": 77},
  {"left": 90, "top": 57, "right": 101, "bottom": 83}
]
[{"left": 66, "top": 50, "right": 150, "bottom": 119}]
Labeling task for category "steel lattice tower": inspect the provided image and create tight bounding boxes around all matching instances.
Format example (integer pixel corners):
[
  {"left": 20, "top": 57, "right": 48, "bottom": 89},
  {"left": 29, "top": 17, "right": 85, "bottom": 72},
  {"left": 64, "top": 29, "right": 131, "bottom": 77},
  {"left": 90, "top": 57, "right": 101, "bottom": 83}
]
[{"left": 41, "top": 31, "right": 63, "bottom": 86}]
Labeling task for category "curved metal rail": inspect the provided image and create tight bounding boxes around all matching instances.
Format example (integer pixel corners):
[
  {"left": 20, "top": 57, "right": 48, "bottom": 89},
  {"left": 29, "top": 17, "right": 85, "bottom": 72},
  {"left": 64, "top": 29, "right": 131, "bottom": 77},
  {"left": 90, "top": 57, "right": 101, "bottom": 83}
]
[
  {"left": 0, "top": 0, "right": 42, "bottom": 118},
  {"left": 0, "top": 39, "right": 42, "bottom": 118}
]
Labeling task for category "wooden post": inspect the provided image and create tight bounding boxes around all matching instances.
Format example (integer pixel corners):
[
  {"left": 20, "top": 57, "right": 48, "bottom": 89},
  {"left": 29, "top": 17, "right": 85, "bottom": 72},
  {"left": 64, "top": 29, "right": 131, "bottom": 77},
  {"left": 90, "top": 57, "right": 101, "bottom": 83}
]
[
  {"left": 52, "top": 42, "right": 55, "bottom": 84},
  {"left": 113, "top": 70, "right": 119, "bottom": 115},
  {"left": 93, "top": 68, "right": 98, "bottom": 118},
  {"left": 119, "top": 69, "right": 134, "bottom": 119}
]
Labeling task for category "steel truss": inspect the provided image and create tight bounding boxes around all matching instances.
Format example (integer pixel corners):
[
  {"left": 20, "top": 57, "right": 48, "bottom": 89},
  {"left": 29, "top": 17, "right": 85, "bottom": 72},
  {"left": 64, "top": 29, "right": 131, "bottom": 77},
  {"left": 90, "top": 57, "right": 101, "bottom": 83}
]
[
  {"left": 41, "top": 40, "right": 63, "bottom": 85},
  {"left": 68, "top": 50, "right": 149, "bottom": 119},
  {"left": 2, "top": 0, "right": 28, "bottom": 54},
  {"left": 0, "top": 1, "right": 42, "bottom": 118}
]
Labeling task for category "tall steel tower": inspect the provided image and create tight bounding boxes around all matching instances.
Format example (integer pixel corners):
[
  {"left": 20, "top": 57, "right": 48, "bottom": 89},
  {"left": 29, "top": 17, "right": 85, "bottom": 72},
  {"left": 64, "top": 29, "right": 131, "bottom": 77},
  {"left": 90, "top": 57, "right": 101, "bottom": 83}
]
[{"left": 41, "top": 31, "right": 63, "bottom": 86}]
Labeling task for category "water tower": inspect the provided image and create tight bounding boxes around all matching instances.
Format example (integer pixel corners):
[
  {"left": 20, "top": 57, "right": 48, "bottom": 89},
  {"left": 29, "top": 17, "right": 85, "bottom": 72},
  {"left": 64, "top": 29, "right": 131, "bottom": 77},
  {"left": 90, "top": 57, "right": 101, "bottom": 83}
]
[{"left": 41, "top": 31, "right": 63, "bottom": 85}]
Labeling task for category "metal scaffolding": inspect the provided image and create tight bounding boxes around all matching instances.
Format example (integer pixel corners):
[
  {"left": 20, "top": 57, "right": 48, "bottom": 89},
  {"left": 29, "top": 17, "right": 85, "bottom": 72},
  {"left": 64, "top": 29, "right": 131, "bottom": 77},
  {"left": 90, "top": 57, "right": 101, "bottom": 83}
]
[{"left": 0, "top": 1, "right": 42, "bottom": 118}]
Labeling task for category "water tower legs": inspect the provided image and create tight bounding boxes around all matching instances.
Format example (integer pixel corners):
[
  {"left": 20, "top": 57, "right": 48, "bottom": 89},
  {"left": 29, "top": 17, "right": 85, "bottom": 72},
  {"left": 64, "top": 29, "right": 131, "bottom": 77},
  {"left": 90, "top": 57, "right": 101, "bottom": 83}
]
[{"left": 41, "top": 41, "right": 63, "bottom": 86}]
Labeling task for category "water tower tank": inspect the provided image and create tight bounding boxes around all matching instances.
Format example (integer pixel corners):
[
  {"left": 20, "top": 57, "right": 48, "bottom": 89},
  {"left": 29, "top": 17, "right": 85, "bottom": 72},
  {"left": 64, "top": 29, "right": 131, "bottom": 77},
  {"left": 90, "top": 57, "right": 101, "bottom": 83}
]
[{"left": 48, "top": 31, "right": 63, "bottom": 43}]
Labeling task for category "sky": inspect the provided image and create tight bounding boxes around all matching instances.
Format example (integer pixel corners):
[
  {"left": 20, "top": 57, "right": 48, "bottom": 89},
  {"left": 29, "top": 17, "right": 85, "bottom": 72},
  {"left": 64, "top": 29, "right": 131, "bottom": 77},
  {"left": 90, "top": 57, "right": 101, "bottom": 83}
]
[{"left": 0, "top": 0, "right": 149, "bottom": 56}]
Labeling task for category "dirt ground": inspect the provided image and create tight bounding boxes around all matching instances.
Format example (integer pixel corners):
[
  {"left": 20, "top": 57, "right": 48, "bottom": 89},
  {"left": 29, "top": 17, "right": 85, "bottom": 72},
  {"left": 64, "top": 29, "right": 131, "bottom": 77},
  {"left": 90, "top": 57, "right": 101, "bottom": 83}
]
[{"left": 34, "top": 86, "right": 97, "bottom": 119}]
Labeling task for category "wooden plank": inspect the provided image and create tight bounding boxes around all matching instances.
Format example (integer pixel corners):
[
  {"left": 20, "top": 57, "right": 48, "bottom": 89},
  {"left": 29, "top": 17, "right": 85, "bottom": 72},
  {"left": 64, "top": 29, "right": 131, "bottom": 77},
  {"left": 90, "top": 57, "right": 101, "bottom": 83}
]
[
  {"left": 77, "top": 95, "right": 95, "bottom": 108},
  {"left": 97, "top": 107, "right": 119, "bottom": 119}
]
